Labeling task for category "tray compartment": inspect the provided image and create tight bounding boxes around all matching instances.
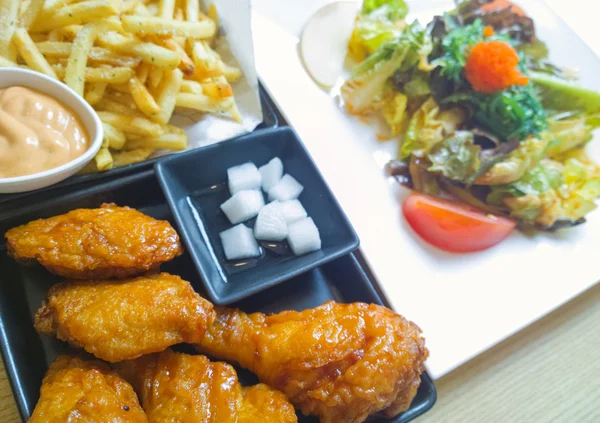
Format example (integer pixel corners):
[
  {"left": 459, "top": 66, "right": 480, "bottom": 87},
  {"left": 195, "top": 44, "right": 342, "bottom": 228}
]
[{"left": 0, "top": 170, "right": 435, "bottom": 422}]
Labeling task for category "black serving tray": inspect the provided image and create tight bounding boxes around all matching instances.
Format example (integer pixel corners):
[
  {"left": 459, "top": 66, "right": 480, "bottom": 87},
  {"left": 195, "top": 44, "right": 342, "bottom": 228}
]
[
  {"left": 0, "top": 169, "right": 435, "bottom": 422},
  {"left": 0, "top": 83, "right": 279, "bottom": 206}
]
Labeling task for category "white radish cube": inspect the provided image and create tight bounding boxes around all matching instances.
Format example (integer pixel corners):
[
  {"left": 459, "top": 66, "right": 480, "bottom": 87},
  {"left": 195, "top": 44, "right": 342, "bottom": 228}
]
[
  {"left": 259, "top": 157, "right": 283, "bottom": 191},
  {"left": 228, "top": 162, "right": 262, "bottom": 195},
  {"left": 254, "top": 202, "right": 288, "bottom": 241},
  {"left": 287, "top": 217, "right": 321, "bottom": 256},
  {"left": 268, "top": 174, "right": 304, "bottom": 201},
  {"left": 280, "top": 200, "right": 308, "bottom": 224},
  {"left": 220, "top": 190, "right": 265, "bottom": 224},
  {"left": 220, "top": 224, "right": 261, "bottom": 260}
]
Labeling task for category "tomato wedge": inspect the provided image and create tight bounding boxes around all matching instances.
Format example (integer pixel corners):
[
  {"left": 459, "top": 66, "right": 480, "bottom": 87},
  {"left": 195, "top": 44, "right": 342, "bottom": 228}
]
[{"left": 402, "top": 193, "right": 516, "bottom": 253}]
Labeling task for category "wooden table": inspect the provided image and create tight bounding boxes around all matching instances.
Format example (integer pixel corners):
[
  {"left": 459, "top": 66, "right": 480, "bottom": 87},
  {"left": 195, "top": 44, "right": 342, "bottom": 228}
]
[{"left": 1, "top": 283, "right": 598, "bottom": 422}]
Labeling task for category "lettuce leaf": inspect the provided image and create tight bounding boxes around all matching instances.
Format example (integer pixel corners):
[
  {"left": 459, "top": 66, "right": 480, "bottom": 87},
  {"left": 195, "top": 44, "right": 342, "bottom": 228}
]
[
  {"left": 342, "top": 39, "right": 411, "bottom": 114},
  {"left": 348, "top": 16, "right": 406, "bottom": 61},
  {"left": 399, "top": 97, "right": 465, "bottom": 159},
  {"left": 545, "top": 114, "right": 597, "bottom": 157},
  {"left": 382, "top": 92, "right": 409, "bottom": 136},
  {"left": 362, "top": 0, "right": 408, "bottom": 20},
  {"left": 487, "top": 154, "right": 600, "bottom": 228},
  {"left": 427, "top": 131, "right": 481, "bottom": 181},
  {"left": 348, "top": 0, "right": 409, "bottom": 61},
  {"left": 476, "top": 135, "right": 550, "bottom": 185}
]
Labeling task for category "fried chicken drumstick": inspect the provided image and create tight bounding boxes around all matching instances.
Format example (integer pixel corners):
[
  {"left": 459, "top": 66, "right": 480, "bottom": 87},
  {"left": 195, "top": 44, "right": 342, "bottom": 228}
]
[
  {"left": 28, "top": 356, "right": 147, "bottom": 423},
  {"left": 35, "top": 273, "right": 215, "bottom": 362},
  {"left": 118, "top": 350, "right": 297, "bottom": 423},
  {"left": 6, "top": 203, "right": 182, "bottom": 279},
  {"left": 196, "top": 301, "right": 428, "bottom": 423}
]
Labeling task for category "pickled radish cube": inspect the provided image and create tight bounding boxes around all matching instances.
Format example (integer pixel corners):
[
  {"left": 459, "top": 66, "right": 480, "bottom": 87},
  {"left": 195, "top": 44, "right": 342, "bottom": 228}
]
[
  {"left": 220, "top": 190, "right": 265, "bottom": 224},
  {"left": 287, "top": 217, "right": 321, "bottom": 256},
  {"left": 228, "top": 162, "right": 262, "bottom": 195},
  {"left": 220, "top": 224, "right": 260, "bottom": 260},
  {"left": 280, "top": 199, "right": 307, "bottom": 224},
  {"left": 254, "top": 202, "right": 288, "bottom": 241},
  {"left": 259, "top": 157, "right": 283, "bottom": 191},
  {"left": 268, "top": 174, "right": 304, "bottom": 201}
]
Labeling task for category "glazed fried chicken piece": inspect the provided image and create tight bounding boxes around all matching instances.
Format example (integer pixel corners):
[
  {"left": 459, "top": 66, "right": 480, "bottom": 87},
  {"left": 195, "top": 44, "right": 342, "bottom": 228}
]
[
  {"left": 34, "top": 273, "right": 215, "bottom": 362},
  {"left": 196, "top": 301, "right": 428, "bottom": 423},
  {"left": 28, "top": 356, "right": 147, "bottom": 423},
  {"left": 118, "top": 350, "right": 297, "bottom": 423},
  {"left": 5, "top": 203, "right": 182, "bottom": 279}
]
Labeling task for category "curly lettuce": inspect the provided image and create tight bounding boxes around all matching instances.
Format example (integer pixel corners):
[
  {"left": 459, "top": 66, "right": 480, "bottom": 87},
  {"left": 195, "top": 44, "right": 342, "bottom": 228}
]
[
  {"left": 382, "top": 92, "right": 409, "bottom": 136},
  {"left": 545, "top": 113, "right": 598, "bottom": 157},
  {"left": 362, "top": 0, "right": 408, "bottom": 18},
  {"left": 399, "top": 97, "right": 465, "bottom": 159},
  {"left": 427, "top": 131, "right": 481, "bottom": 181},
  {"left": 343, "top": 20, "right": 437, "bottom": 115},
  {"left": 475, "top": 134, "right": 550, "bottom": 185},
  {"left": 348, "top": 0, "right": 409, "bottom": 61},
  {"left": 488, "top": 153, "right": 600, "bottom": 228},
  {"left": 391, "top": 21, "right": 435, "bottom": 97},
  {"left": 342, "top": 39, "right": 411, "bottom": 114},
  {"left": 401, "top": 21, "right": 435, "bottom": 72}
]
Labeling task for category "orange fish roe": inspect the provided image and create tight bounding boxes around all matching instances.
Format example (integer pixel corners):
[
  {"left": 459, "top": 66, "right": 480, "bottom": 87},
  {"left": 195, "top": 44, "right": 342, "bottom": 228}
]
[
  {"left": 483, "top": 25, "right": 495, "bottom": 38},
  {"left": 464, "top": 40, "right": 529, "bottom": 94}
]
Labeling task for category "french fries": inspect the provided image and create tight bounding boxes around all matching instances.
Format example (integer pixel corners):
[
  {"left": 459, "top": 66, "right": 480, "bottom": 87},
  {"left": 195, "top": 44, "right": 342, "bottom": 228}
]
[
  {"left": 1, "top": 0, "right": 243, "bottom": 171},
  {"left": 202, "top": 76, "right": 233, "bottom": 99},
  {"left": 128, "top": 76, "right": 160, "bottom": 117},
  {"left": 96, "top": 32, "right": 181, "bottom": 68},
  {"left": 148, "top": 66, "right": 164, "bottom": 88},
  {"left": 136, "top": 62, "right": 150, "bottom": 83},
  {"left": 154, "top": 68, "right": 183, "bottom": 124},
  {"left": 36, "top": 42, "right": 142, "bottom": 67},
  {"left": 0, "top": 0, "right": 19, "bottom": 57},
  {"left": 32, "top": 1, "right": 119, "bottom": 32},
  {"left": 65, "top": 23, "right": 98, "bottom": 95},
  {"left": 180, "top": 79, "right": 203, "bottom": 94},
  {"left": 158, "top": 0, "right": 175, "bottom": 19},
  {"left": 185, "top": 0, "right": 200, "bottom": 22},
  {"left": 112, "top": 147, "right": 154, "bottom": 167},
  {"left": 121, "top": 16, "right": 216, "bottom": 39},
  {"left": 175, "top": 93, "right": 233, "bottom": 114},
  {"left": 53, "top": 65, "right": 135, "bottom": 84},
  {"left": 85, "top": 82, "right": 107, "bottom": 105},
  {"left": 12, "top": 28, "right": 57, "bottom": 78},
  {"left": 94, "top": 147, "right": 114, "bottom": 170},
  {"left": 102, "top": 122, "right": 127, "bottom": 150},
  {"left": 19, "top": 0, "right": 45, "bottom": 30},
  {"left": 97, "top": 111, "right": 164, "bottom": 137},
  {"left": 0, "top": 55, "right": 18, "bottom": 68},
  {"left": 162, "top": 38, "right": 194, "bottom": 75},
  {"left": 125, "top": 132, "right": 187, "bottom": 150}
]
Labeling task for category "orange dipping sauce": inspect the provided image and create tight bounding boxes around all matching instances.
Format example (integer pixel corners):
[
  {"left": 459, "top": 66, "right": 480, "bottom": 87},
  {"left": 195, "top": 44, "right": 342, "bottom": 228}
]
[{"left": 0, "top": 86, "right": 89, "bottom": 178}]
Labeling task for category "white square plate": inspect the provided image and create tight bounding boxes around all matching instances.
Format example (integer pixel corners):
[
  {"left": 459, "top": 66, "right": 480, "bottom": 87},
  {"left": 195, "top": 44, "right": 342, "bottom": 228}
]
[{"left": 252, "top": 0, "right": 600, "bottom": 379}]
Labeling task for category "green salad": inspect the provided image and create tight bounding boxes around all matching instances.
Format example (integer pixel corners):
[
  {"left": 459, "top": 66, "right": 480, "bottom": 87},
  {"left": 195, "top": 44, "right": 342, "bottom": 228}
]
[{"left": 341, "top": 0, "right": 600, "bottom": 231}]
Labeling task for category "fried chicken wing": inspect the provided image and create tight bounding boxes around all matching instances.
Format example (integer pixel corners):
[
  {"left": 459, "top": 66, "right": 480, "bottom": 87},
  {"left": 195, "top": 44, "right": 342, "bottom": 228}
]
[
  {"left": 28, "top": 355, "right": 147, "bottom": 423},
  {"left": 6, "top": 203, "right": 182, "bottom": 279},
  {"left": 196, "top": 301, "right": 428, "bottom": 423},
  {"left": 118, "top": 350, "right": 297, "bottom": 423},
  {"left": 35, "top": 273, "right": 215, "bottom": 362}
]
